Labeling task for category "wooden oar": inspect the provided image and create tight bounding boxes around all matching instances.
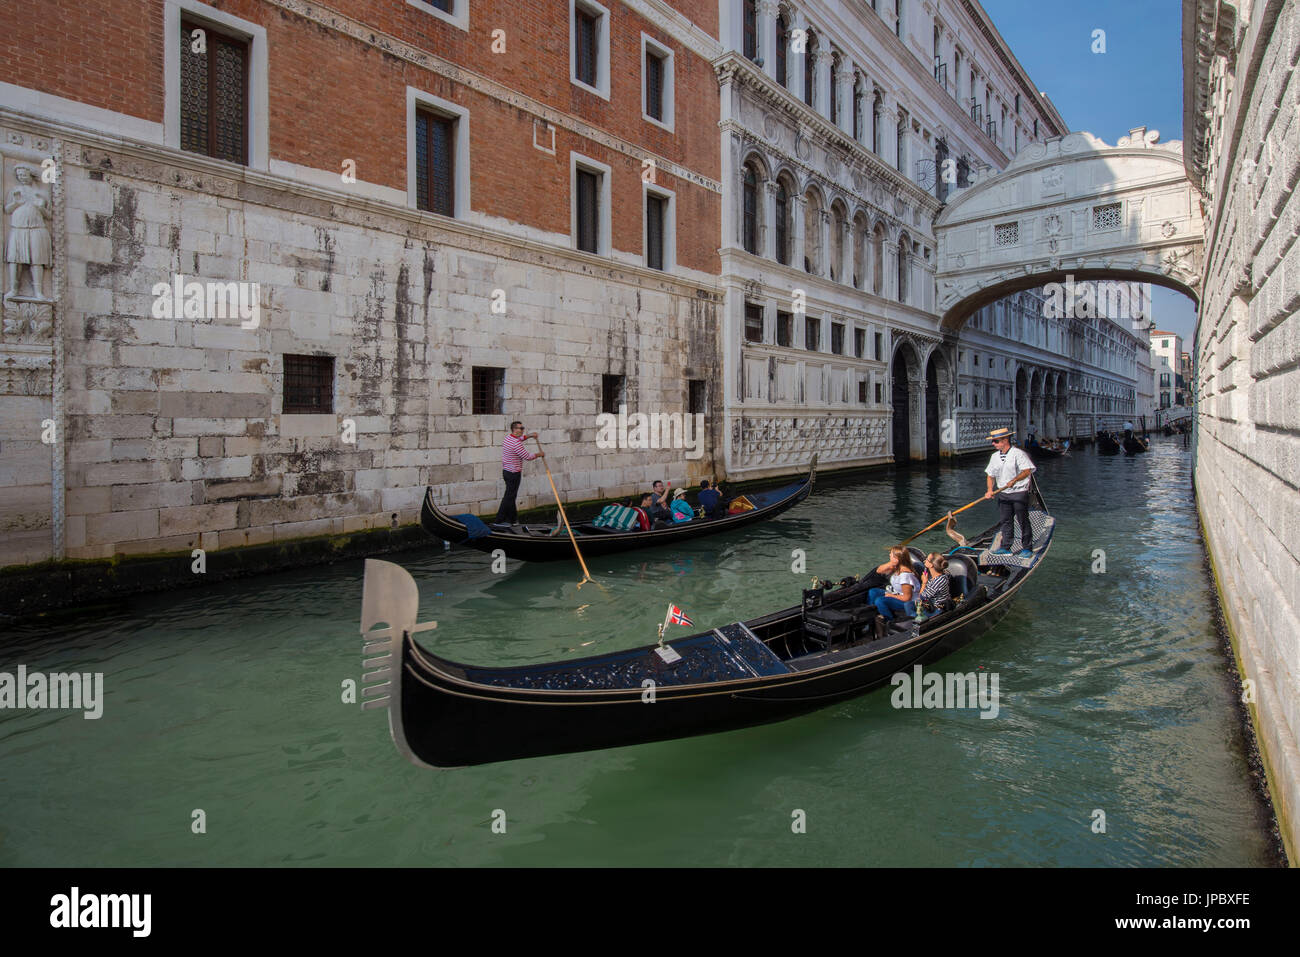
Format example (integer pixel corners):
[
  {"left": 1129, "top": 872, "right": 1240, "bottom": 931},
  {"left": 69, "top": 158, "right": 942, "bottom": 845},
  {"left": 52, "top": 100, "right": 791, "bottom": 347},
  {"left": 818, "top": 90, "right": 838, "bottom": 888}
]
[
  {"left": 900, "top": 470, "right": 1034, "bottom": 546},
  {"left": 533, "top": 437, "right": 595, "bottom": 588}
]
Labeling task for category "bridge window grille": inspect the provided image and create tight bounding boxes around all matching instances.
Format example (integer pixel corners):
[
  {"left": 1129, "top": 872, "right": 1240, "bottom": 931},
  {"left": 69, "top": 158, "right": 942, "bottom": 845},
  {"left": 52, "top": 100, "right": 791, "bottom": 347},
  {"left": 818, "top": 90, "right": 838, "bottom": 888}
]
[
  {"left": 1093, "top": 203, "right": 1122, "bottom": 230},
  {"left": 994, "top": 221, "right": 1018, "bottom": 246}
]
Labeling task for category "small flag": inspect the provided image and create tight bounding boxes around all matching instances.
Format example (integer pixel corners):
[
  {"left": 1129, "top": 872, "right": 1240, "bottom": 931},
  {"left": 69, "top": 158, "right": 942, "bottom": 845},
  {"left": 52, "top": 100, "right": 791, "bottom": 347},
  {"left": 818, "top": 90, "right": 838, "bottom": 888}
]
[{"left": 668, "top": 604, "right": 693, "bottom": 627}]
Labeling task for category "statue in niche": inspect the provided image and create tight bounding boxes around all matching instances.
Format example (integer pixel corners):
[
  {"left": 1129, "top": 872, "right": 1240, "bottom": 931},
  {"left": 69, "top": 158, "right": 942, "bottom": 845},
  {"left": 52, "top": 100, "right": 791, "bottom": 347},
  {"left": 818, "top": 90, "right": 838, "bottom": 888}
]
[{"left": 5, "top": 164, "right": 53, "bottom": 300}]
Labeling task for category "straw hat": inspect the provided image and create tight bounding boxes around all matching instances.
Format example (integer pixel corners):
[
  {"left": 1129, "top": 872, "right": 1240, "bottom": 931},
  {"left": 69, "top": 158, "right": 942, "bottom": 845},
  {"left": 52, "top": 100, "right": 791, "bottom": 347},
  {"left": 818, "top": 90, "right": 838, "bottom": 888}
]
[
  {"left": 672, "top": 487, "right": 687, "bottom": 499},
  {"left": 986, "top": 427, "right": 1013, "bottom": 441}
]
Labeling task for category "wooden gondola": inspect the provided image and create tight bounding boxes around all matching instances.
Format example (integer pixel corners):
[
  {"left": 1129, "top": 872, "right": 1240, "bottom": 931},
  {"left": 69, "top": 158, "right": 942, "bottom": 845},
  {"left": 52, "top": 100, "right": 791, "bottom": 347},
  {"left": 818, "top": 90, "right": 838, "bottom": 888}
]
[
  {"left": 1096, "top": 431, "right": 1121, "bottom": 455},
  {"left": 420, "top": 456, "right": 817, "bottom": 561},
  {"left": 1122, "top": 435, "right": 1149, "bottom": 455},
  {"left": 360, "top": 480, "right": 1055, "bottom": 768}
]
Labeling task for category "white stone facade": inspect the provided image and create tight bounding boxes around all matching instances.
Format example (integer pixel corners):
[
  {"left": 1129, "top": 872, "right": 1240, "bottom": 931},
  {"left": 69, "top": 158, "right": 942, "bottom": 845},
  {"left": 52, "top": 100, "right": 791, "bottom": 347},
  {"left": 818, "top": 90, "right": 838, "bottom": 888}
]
[{"left": 1185, "top": 0, "right": 1300, "bottom": 860}]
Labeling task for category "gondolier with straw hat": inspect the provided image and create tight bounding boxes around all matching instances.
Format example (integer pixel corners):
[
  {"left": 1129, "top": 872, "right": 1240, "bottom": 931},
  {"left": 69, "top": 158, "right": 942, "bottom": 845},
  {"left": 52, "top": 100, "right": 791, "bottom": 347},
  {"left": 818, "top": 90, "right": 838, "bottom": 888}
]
[{"left": 983, "top": 427, "right": 1036, "bottom": 558}]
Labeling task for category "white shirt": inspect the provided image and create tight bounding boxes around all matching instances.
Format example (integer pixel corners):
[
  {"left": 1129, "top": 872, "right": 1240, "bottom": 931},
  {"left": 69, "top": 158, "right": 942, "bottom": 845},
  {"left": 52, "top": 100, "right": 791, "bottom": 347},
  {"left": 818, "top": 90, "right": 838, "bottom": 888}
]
[
  {"left": 890, "top": 571, "right": 920, "bottom": 596},
  {"left": 985, "top": 445, "right": 1036, "bottom": 492}
]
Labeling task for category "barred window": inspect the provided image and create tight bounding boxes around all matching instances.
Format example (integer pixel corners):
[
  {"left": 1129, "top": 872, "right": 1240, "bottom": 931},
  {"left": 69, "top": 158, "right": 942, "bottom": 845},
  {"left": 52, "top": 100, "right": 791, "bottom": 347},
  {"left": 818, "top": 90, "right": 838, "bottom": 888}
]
[
  {"left": 575, "top": 8, "right": 598, "bottom": 87},
  {"left": 645, "top": 49, "right": 665, "bottom": 121},
  {"left": 646, "top": 193, "right": 666, "bottom": 270},
  {"left": 688, "top": 379, "right": 707, "bottom": 415},
  {"left": 742, "top": 165, "right": 759, "bottom": 254},
  {"left": 472, "top": 367, "right": 505, "bottom": 415},
  {"left": 745, "top": 302, "right": 764, "bottom": 342},
  {"left": 776, "top": 15, "right": 789, "bottom": 87},
  {"left": 283, "top": 355, "right": 333, "bottom": 414},
  {"left": 602, "top": 374, "right": 624, "bottom": 414},
  {"left": 854, "top": 328, "right": 866, "bottom": 358},
  {"left": 1093, "top": 203, "right": 1122, "bottom": 230},
  {"left": 994, "top": 222, "right": 1018, "bottom": 246},
  {"left": 576, "top": 167, "right": 600, "bottom": 253},
  {"left": 774, "top": 181, "right": 790, "bottom": 265},
  {"left": 875, "top": 382, "right": 883, "bottom": 403},
  {"left": 831, "top": 322, "right": 845, "bottom": 355},
  {"left": 180, "top": 19, "right": 248, "bottom": 164},
  {"left": 415, "top": 109, "right": 456, "bottom": 216},
  {"left": 805, "top": 317, "right": 820, "bottom": 351},
  {"left": 743, "top": 0, "right": 758, "bottom": 61},
  {"left": 777, "top": 310, "right": 793, "bottom": 347},
  {"left": 858, "top": 381, "right": 867, "bottom": 403}
]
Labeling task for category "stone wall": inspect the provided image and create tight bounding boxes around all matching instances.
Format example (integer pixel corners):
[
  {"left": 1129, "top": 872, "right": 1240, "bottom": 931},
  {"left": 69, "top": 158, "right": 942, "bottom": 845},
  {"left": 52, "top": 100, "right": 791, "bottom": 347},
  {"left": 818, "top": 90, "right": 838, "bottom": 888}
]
[
  {"left": 0, "top": 111, "right": 721, "bottom": 565},
  {"left": 1187, "top": 0, "right": 1300, "bottom": 859}
]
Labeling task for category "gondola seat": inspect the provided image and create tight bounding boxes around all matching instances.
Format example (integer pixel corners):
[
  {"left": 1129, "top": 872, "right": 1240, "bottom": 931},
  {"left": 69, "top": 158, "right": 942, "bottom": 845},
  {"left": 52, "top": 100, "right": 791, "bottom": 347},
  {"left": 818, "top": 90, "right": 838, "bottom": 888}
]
[{"left": 802, "top": 587, "right": 877, "bottom": 650}]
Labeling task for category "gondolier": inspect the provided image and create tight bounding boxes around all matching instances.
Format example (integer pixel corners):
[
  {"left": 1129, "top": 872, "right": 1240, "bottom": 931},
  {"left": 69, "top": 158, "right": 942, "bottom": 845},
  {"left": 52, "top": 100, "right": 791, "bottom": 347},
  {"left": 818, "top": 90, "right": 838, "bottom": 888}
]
[
  {"left": 983, "top": 427, "right": 1036, "bottom": 558},
  {"left": 496, "top": 421, "right": 543, "bottom": 524}
]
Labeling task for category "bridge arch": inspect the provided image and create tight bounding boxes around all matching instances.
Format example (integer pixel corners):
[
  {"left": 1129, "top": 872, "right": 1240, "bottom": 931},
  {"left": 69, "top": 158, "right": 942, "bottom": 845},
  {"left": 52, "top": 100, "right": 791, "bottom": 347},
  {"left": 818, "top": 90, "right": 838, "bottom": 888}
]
[{"left": 934, "top": 129, "right": 1204, "bottom": 333}]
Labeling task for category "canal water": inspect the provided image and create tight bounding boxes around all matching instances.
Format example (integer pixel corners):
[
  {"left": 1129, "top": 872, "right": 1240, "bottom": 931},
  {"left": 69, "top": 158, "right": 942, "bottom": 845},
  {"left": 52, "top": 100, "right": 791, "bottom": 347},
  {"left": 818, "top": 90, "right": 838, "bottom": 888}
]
[{"left": 0, "top": 437, "right": 1279, "bottom": 866}]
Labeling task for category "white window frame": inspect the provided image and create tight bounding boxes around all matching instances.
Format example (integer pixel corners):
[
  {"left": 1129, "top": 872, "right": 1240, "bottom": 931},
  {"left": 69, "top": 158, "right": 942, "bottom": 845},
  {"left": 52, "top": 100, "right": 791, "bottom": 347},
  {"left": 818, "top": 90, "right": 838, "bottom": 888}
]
[
  {"left": 570, "top": 152, "right": 612, "bottom": 256},
  {"left": 164, "top": 0, "right": 269, "bottom": 171},
  {"left": 640, "top": 34, "right": 675, "bottom": 131},
  {"left": 406, "top": 0, "right": 469, "bottom": 33},
  {"left": 570, "top": 0, "right": 611, "bottom": 100},
  {"left": 406, "top": 86, "right": 471, "bottom": 219},
  {"left": 642, "top": 180, "right": 676, "bottom": 271}
]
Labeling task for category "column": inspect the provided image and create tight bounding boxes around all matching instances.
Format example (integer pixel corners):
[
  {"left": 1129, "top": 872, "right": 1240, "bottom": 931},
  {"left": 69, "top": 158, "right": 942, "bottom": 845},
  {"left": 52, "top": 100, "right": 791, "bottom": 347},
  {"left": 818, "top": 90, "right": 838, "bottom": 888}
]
[
  {"left": 838, "top": 58, "right": 856, "bottom": 136},
  {"left": 840, "top": 217, "right": 853, "bottom": 286},
  {"left": 792, "top": 193, "right": 807, "bottom": 273},
  {"left": 792, "top": 12, "right": 810, "bottom": 104},
  {"left": 762, "top": 180, "right": 778, "bottom": 261},
  {"left": 816, "top": 49, "right": 834, "bottom": 122},
  {"left": 722, "top": 132, "right": 740, "bottom": 251},
  {"left": 884, "top": 240, "right": 899, "bottom": 300},
  {"left": 882, "top": 99, "right": 899, "bottom": 168},
  {"left": 759, "top": 0, "right": 779, "bottom": 80}
]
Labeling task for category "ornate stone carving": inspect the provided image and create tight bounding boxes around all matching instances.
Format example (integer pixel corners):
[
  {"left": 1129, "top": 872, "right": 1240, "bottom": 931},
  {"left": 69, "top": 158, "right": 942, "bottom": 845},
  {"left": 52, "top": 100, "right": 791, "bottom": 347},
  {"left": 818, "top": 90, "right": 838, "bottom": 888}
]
[
  {"left": 734, "top": 414, "right": 889, "bottom": 468},
  {"left": 795, "top": 131, "right": 812, "bottom": 161},
  {"left": 2, "top": 298, "right": 53, "bottom": 339},
  {"left": 763, "top": 113, "right": 781, "bottom": 143},
  {"left": 1041, "top": 165, "right": 1064, "bottom": 191},
  {"left": 826, "top": 153, "right": 840, "bottom": 178},
  {"left": 4, "top": 163, "right": 53, "bottom": 301},
  {"left": 1161, "top": 220, "right": 1176, "bottom": 238},
  {"left": 1043, "top": 213, "right": 1062, "bottom": 236}
]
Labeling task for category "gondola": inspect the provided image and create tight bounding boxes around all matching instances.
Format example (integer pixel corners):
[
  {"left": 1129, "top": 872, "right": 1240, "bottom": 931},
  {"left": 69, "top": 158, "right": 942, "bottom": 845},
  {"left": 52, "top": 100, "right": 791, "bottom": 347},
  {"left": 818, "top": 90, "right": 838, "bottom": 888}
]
[
  {"left": 360, "top": 480, "right": 1055, "bottom": 768},
  {"left": 1030, "top": 440, "right": 1069, "bottom": 459},
  {"left": 420, "top": 456, "right": 817, "bottom": 561},
  {"left": 1096, "top": 431, "right": 1121, "bottom": 455},
  {"left": 1122, "top": 435, "right": 1149, "bottom": 455}
]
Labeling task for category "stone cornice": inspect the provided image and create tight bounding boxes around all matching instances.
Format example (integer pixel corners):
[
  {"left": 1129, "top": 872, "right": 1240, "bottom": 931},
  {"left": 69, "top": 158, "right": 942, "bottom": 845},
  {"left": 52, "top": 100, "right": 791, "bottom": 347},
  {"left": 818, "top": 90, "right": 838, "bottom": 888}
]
[{"left": 264, "top": 0, "right": 720, "bottom": 192}]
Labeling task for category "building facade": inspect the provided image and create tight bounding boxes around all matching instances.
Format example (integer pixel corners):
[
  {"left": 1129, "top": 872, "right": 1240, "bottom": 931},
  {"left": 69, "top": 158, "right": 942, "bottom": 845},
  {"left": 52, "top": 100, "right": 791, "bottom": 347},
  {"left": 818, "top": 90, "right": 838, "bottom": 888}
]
[
  {"left": 1150, "top": 328, "right": 1184, "bottom": 409},
  {"left": 0, "top": 0, "right": 724, "bottom": 565},
  {"left": 1185, "top": 0, "right": 1300, "bottom": 859}
]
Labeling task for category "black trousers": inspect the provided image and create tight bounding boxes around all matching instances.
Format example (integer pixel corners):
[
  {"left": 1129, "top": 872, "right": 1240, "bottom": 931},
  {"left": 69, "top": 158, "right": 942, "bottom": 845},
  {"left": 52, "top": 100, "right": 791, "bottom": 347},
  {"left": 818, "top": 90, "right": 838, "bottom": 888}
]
[
  {"left": 998, "top": 491, "right": 1031, "bottom": 551},
  {"left": 495, "top": 469, "right": 522, "bottom": 524}
]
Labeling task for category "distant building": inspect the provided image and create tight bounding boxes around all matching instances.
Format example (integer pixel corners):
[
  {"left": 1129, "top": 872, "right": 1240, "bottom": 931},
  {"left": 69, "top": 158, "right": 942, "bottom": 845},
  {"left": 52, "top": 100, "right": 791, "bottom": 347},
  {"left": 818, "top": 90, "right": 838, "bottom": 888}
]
[{"left": 1151, "top": 330, "right": 1183, "bottom": 409}]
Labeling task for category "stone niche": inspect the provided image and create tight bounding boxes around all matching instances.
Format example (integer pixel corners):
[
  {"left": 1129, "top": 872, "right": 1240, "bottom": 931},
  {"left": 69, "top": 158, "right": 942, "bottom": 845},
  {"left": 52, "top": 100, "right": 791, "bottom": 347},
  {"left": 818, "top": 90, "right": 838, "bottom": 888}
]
[{"left": 0, "top": 129, "right": 57, "bottom": 395}]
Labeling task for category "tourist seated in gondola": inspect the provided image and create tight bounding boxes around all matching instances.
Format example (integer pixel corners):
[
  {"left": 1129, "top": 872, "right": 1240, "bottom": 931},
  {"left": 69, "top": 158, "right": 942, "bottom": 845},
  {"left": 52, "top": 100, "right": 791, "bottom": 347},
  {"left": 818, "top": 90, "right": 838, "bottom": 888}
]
[
  {"left": 697, "top": 480, "right": 725, "bottom": 519},
  {"left": 915, "top": 553, "right": 953, "bottom": 622},
  {"left": 868, "top": 546, "right": 919, "bottom": 622},
  {"left": 647, "top": 480, "right": 673, "bottom": 528},
  {"left": 669, "top": 488, "right": 695, "bottom": 523},
  {"left": 632, "top": 493, "right": 653, "bottom": 531},
  {"left": 592, "top": 498, "right": 640, "bottom": 530}
]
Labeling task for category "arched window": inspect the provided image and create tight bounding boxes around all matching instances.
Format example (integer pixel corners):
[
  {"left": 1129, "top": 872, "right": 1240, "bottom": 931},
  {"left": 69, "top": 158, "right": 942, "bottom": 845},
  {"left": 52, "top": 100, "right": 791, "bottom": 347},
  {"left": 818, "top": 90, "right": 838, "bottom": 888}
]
[
  {"left": 872, "top": 224, "right": 885, "bottom": 295},
  {"left": 872, "top": 93, "right": 882, "bottom": 154},
  {"left": 897, "top": 232, "right": 910, "bottom": 302},
  {"left": 742, "top": 164, "right": 759, "bottom": 254},
  {"left": 776, "top": 15, "right": 789, "bottom": 88},
  {"left": 775, "top": 180, "right": 790, "bottom": 265},
  {"left": 803, "top": 31, "right": 818, "bottom": 108},
  {"left": 743, "top": 0, "right": 758, "bottom": 61}
]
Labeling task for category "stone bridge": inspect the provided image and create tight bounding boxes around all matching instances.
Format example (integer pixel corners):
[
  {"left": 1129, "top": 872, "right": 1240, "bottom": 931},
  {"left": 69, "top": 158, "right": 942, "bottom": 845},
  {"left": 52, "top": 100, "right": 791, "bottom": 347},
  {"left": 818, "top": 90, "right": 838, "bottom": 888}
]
[{"left": 934, "top": 127, "right": 1205, "bottom": 330}]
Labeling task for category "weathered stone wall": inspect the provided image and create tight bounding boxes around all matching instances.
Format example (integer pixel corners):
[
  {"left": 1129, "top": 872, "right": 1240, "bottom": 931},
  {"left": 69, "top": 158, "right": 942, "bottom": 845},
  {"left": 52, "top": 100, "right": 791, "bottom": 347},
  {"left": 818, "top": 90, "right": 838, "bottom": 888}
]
[
  {"left": 0, "top": 112, "right": 721, "bottom": 564},
  {"left": 1188, "top": 0, "right": 1300, "bottom": 859}
]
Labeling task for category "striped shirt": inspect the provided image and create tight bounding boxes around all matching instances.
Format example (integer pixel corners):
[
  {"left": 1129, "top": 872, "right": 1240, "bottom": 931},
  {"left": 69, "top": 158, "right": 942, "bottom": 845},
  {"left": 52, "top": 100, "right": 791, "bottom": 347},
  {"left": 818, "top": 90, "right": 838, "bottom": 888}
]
[
  {"left": 501, "top": 433, "right": 537, "bottom": 472},
  {"left": 921, "top": 573, "right": 951, "bottom": 606}
]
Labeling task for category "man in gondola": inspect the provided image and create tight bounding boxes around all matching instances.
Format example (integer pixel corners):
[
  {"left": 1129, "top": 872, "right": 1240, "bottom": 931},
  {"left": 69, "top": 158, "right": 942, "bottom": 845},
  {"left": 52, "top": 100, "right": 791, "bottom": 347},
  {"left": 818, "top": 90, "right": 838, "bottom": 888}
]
[
  {"left": 983, "top": 427, "right": 1036, "bottom": 558},
  {"left": 495, "top": 421, "right": 543, "bottom": 525}
]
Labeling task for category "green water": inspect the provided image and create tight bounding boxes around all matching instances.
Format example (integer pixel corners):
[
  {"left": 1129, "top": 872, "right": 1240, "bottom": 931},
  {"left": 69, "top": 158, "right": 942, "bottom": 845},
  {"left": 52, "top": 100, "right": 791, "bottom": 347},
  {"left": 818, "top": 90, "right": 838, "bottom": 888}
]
[{"left": 0, "top": 438, "right": 1277, "bottom": 865}]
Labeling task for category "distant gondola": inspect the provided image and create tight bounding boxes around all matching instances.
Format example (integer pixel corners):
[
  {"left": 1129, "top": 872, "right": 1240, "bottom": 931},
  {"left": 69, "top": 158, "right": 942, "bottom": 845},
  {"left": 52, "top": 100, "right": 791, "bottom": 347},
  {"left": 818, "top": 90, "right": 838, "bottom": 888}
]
[
  {"left": 360, "top": 481, "right": 1055, "bottom": 768},
  {"left": 420, "top": 456, "right": 817, "bottom": 562},
  {"left": 1122, "top": 435, "right": 1149, "bottom": 455},
  {"left": 1096, "top": 431, "right": 1121, "bottom": 455}
]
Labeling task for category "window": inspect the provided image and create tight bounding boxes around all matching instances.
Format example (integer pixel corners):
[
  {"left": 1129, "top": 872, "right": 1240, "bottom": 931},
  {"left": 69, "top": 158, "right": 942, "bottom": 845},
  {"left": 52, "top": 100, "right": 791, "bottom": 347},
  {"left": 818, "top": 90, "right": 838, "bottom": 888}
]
[
  {"left": 777, "top": 310, "right": 793, "bottom": 347},
  {"left": 1159, "top": 372, "right": 1172, "bottom": 387},
  {"left": 994, "top": 221, "right": 1018, "bottom": 247},
  {"left": 803, "top": 31, "right": 817, "bottom": 108},
  {"left": 283, "top": 354, "right": 333, "bottom": 414},
  {"left": 775, "top": 181, "right": 790, "bottom": 265},
  {"left": 180, "top": 18, "right": 249, "bottom": 164},
  {"left": 855, "top": 328, "right": 866, "bottom": 358},
  {"left": 896, "top": 0, "right": 904, "bottom": 37},
  {"left": 853, "top": 78, "right": 864, "bottom": 141},
  {"left": 745, "top": 302, "right": 764, "bottom": 342},
  {"left": 473, "top": 367, "right": 505, "bottom": 415},
  {"left": 831, "top": 322, "right": 845, "bottom": 355},
  {"left": 875, "top": 382, "right": 883, "bottom": 403},
  {"left": 415, "top": 108, "right": 456, "bottom": 216},
  {"left": 830, "top": 54, "right": 841, "bottom": 125},
  {"left": 872, "top": 93, "right": 882, "bottom": 154},
  {"left": 743, "top": 0, "right": 758, "bottom": 61},
  {"left": 688, "top": 379, "right": 707, "bottom": 415},
  {"left": 646, "top": 192, "right": 667, "bottom": 269},
  {"left": 742, "top": 164, "right": 759, "bottom": 254},
  {"left": 776, "top": 15, "right": 789, "bottom": 88},
  {"left": 1093, "top": 203, "right": 1122, "bottom": 230},
  {"left": 896, "top": 111, "right": 906, "bottom": 172},
  {"left": 406, "top": 0, "right": 468, "bottom": 31},
  {"left": 602, "top": 374, "right": 625, "bottom": 414},
  {"left": 1163, "top": 339, "right": 1170, "bottom": 348},
  {"left": 874, "top": 332, "right": 883, "bottom": 360},
  {"left": 805, "top": 317, "right": 820, "bottom": 351},
  {"left": 973, "top": 353, "right": 979, "bottom": 366},
  {"left": 571, "top": 0, "right": 610, "bottom": 98},
  {"left": 642, "top": 35, "right": 674, "bottom": 129},
  {"left": 572, "top": 154, "right": 610, "bottom": 255}
]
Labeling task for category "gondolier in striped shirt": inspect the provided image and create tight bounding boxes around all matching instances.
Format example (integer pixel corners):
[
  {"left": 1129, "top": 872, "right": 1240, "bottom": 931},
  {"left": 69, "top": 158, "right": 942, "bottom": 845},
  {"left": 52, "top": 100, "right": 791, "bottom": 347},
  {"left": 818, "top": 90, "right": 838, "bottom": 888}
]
[
  {"left": 496, "top": 421, "right": 543, "bottom": 524},
  {"left": 983, "top": 427, "right": 1036, "bottom": 558}
]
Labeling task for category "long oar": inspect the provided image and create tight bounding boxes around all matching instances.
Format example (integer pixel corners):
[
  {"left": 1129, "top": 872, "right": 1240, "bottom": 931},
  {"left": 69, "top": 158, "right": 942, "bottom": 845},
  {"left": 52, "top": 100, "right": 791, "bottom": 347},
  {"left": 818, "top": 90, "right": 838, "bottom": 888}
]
[
  {"left": 900, "top": 470, "right": 1034, "bottom": 546},
  {"left": 533, "top": 437, "right": 595, "bottom": 588}
]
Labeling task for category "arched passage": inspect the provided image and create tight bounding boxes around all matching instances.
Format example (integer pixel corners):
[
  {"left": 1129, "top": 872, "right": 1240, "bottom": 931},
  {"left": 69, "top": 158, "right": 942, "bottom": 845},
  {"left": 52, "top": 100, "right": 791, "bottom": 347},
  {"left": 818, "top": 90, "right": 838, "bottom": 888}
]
[{"left": 890, "top": 341, "right": 922, "bottom": 465}]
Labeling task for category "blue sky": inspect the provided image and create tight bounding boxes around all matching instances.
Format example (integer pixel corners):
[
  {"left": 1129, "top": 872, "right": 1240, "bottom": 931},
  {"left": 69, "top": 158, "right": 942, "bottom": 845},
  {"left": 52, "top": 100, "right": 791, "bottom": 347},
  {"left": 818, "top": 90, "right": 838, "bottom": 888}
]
[{"left": 981, "top": 0, "right": 1198, "bottom": 344}]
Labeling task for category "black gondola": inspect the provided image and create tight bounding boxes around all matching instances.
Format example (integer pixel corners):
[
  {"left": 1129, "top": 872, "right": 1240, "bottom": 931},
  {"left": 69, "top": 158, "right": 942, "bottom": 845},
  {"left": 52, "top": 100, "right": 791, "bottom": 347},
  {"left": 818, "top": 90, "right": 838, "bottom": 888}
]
[
  {"left": 360, "top": 481, "right": 1055, "bottom": 768},
  {"left": 1096, "top": 431, "right": 1121, "bottom": 455},
  {"left": 420, "top": 456, "right": 817, "bottom": 561},
  {"left": 1122, "top": 434, "right": 1149, "bottom": 455}
]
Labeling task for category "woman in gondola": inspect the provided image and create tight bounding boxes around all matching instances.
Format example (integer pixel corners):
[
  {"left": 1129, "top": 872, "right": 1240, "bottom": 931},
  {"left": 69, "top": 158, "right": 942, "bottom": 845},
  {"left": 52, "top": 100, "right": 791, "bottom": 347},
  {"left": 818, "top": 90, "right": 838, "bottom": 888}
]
[{"left": 868, "top": 546, "right": 920, "bottom": 624}]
